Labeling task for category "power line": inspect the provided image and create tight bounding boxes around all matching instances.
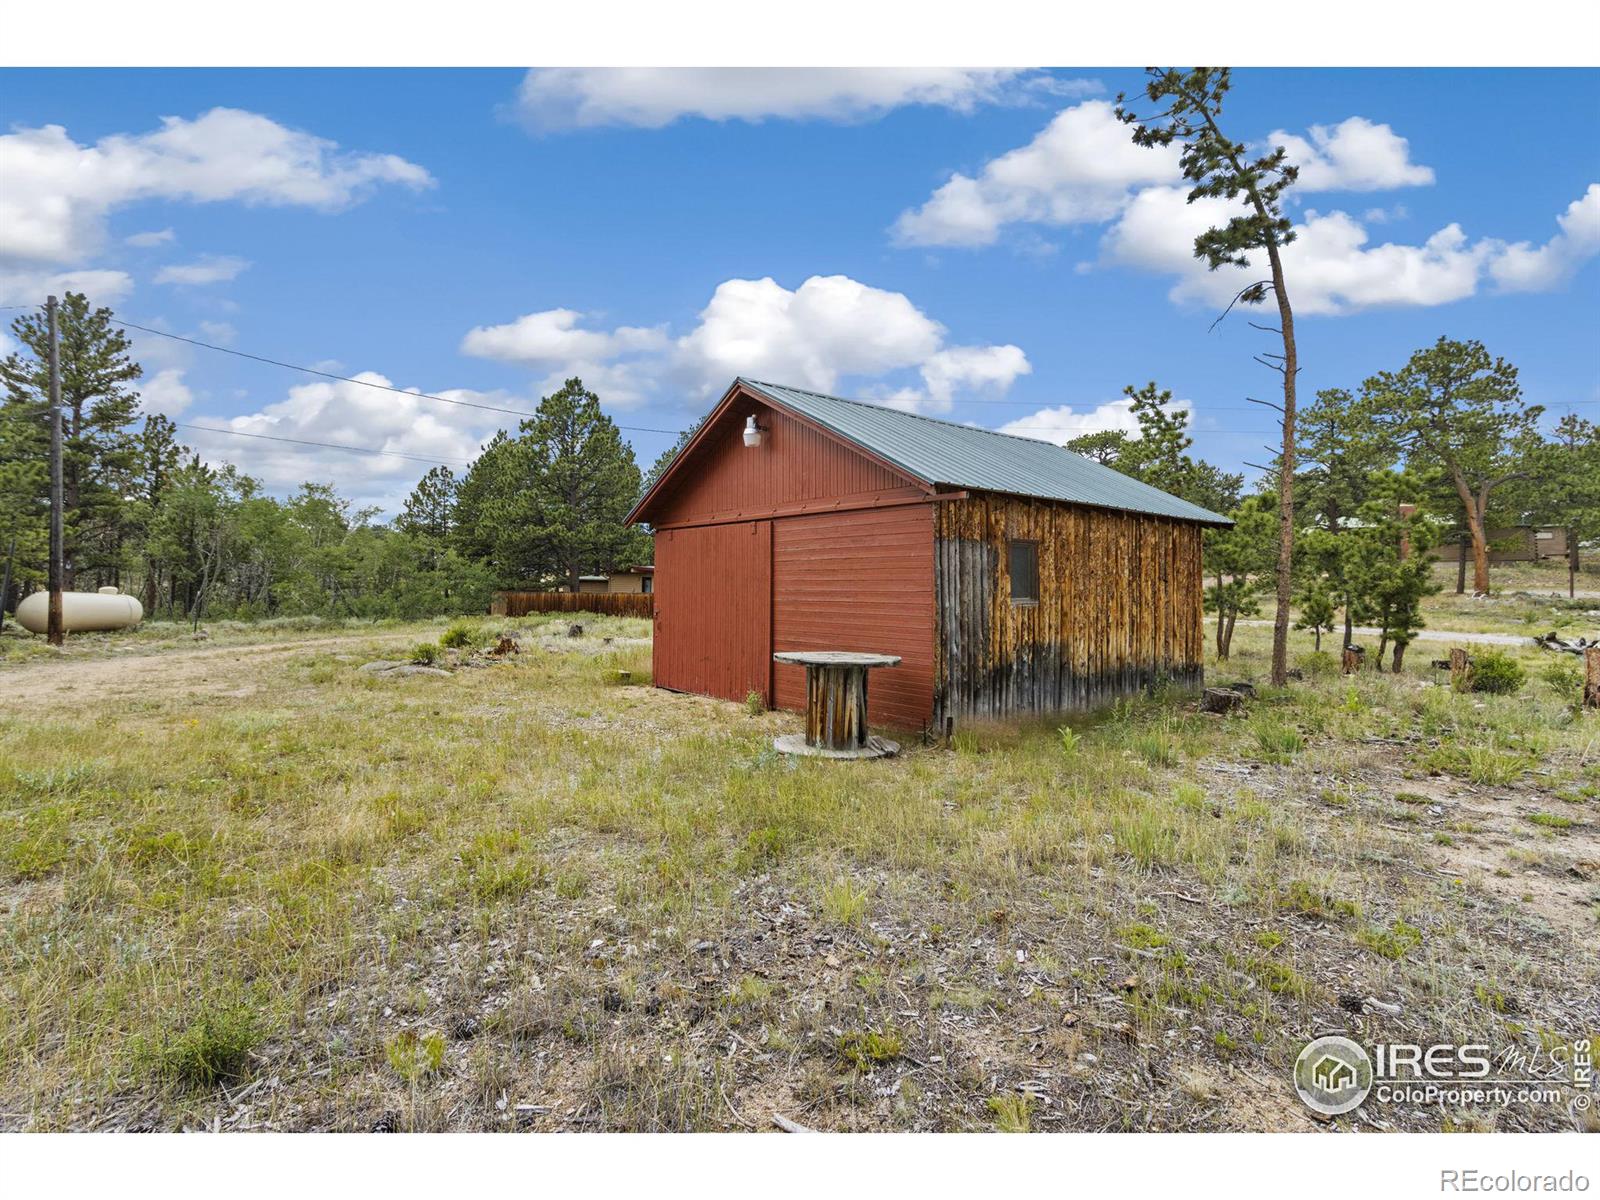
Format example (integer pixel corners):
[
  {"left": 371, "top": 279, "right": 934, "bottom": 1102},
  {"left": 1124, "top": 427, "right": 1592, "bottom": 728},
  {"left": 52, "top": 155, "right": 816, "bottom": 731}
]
[
  {"left": 171, "top": 421, "right": 472, "bottom": 467},
  {"left": 15, "top": 305, "right": 1586, "bottom": 451},
  {"left": 107, "top": 318, "right": 687, "bottom": 436}
]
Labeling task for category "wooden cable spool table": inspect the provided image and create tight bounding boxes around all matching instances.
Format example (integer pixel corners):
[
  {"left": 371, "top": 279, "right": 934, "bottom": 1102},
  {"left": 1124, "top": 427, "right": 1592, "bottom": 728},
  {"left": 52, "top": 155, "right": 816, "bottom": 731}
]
[{"left": 771, "top": 650, "right": 901, "bottom": 759}]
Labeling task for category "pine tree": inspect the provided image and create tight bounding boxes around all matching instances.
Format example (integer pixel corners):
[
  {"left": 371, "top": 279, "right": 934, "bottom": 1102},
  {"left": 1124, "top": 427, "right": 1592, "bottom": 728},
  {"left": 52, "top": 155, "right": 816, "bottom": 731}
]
[
  {"left": 1118, "top": 68, "right": 1301, "bottom": 686},
  {"left": 487, "top": 378, "right": 648, "bottom": 589},
  {"left": 0, "top": 293, "right": 143, "bottom": 588},
  {"left": 1204, "top": 494, "right": 1276, "bottom": 659},
  {"left": 398, "top": 465, "right": 457, "bottom": 572},
  {"left": 1359, "top": 338, "right": 1539, "bottom": 596},
  {"left": 452, "top": 430, "right": 512, "bottom": 570},
  {"left": 1297, "top": 387, "right": 1400, "bottom": 646},
  {"left": 1064, "top": 429, "right": 1130, "bottom": 465}
]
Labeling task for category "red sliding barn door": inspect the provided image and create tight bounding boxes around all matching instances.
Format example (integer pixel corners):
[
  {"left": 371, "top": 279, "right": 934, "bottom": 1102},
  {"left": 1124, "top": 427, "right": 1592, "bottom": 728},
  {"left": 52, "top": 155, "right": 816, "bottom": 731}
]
[
  {"left": 771, "top": 505, "right": 935, "bottom": 731},
  {"left": 652, "top": 520, "right": 773, "bottom": 706}
]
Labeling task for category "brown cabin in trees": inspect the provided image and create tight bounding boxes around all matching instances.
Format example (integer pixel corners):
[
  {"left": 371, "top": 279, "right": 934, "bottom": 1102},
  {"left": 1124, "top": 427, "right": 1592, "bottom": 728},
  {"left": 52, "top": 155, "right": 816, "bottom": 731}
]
[{"left": 626, "top": 379, "right": 1232, "bottom": 733}]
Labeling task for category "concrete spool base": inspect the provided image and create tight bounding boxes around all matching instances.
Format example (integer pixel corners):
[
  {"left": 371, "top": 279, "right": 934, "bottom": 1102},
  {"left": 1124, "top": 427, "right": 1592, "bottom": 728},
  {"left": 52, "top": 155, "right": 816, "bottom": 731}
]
[{"left": 773, "top": 733, "right": 900, "bottom": 760}]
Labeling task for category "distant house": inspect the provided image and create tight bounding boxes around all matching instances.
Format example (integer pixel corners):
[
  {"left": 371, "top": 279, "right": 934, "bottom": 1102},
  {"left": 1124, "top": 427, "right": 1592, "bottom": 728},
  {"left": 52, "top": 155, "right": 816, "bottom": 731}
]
[
  {"left": 1430, "top": 526, "right": 1573, "bottom": 566},
  {"left": 627, "top": 378, "right": 1231, "bottom": 731},
  {"left": 575, "top": 566, "right": 654, "bottom": 595}
]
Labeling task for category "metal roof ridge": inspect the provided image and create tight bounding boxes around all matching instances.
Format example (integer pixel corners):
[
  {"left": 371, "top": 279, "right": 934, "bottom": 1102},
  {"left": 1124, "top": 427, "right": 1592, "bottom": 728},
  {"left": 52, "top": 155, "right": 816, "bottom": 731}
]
[{"left": 739, "top": 377, "right": 1073, "bottom": 453}]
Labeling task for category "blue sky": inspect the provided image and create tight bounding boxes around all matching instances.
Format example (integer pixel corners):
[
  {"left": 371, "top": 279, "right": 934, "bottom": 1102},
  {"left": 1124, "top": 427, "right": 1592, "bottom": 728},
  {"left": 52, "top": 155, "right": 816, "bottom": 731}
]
[{"left": 2, "top": 67, "right": 1597, "bottom": 513}]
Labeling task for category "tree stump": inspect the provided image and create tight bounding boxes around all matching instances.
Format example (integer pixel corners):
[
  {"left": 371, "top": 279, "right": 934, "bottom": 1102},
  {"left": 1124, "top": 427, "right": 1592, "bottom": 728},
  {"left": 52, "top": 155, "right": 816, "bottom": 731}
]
[
  {"left": 1342, "top": 644, "right": 1365, "bottom": 675},
  {"left": 1201, "top": 687, "right": 1246, "bottom": 714},
  {"left": 1586, "top": 645, "right": 1600, "bottom": 710},
  {"left": 566, "top": 623, "right": 583, "bottom": 638},
  {"left": 1449, "top": 647, "right": 1470, "bottom": 691}
]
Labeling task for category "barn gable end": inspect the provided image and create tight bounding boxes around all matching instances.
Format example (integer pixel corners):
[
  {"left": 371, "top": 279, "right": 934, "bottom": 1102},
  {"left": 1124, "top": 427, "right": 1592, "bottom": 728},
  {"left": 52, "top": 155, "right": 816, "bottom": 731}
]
[{"left": 630, "top": 383, "right": 928, "bottom": 531}]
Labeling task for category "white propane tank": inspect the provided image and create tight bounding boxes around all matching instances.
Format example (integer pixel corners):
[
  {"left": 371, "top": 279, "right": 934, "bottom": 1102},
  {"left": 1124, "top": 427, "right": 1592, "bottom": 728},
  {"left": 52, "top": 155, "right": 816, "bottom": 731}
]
[{"left": 15, "top": 588, "right": 144, "bottom": 634}]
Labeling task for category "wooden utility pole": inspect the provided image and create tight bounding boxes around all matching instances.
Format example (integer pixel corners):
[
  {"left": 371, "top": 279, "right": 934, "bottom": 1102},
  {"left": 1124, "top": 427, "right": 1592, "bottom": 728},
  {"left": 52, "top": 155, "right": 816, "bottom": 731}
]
[{"left": 46, "top": 295, "right": 64, "bottom": 646}]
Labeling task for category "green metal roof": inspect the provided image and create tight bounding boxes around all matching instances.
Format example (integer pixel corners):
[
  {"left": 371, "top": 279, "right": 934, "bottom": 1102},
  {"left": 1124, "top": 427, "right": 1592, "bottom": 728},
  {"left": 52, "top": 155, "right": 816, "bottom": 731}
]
[{"left": 739, "top": 378, "right": 1233, "bottom": 527}]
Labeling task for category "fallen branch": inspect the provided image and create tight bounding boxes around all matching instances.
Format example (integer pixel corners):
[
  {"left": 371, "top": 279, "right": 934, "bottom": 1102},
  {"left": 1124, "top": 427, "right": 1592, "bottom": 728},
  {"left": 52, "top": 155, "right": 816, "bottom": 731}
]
[{"left": 772, "top": 1112, "right": 816, "bottom": 1134}]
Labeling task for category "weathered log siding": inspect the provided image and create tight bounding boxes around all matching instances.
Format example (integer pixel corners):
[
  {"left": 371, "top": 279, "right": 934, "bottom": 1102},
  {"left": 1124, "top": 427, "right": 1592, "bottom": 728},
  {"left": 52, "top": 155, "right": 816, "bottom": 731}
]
[{"left": 934, "top": 494, "right": 1205, "bottom": 719}]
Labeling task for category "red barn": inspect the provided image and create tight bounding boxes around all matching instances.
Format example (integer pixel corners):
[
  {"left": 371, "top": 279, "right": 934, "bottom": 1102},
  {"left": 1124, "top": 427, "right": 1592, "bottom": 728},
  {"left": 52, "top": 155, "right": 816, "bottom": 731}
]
[{"left": 627, "top": 378, "right": 1231, "bottom": 734}]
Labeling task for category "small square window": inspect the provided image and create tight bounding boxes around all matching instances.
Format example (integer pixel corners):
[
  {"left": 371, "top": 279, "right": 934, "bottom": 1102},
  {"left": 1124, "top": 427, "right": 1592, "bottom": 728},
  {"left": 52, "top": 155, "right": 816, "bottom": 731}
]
[{"left": 1008, "top": 540, "right": 1039, "bottom": 605}]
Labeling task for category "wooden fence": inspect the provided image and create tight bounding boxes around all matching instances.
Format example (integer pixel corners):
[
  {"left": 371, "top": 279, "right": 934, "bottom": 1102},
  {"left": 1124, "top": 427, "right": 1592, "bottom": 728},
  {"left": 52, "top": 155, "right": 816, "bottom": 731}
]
[{"left": 490, "top": 591, "right": 654, "bottom": 618}]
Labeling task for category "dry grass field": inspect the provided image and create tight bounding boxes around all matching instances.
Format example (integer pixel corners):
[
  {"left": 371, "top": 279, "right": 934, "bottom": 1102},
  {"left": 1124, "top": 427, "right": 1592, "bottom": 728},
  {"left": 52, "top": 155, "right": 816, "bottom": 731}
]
[{"left": 1, "top": 609, "right": 1596, "bottom": 1132}]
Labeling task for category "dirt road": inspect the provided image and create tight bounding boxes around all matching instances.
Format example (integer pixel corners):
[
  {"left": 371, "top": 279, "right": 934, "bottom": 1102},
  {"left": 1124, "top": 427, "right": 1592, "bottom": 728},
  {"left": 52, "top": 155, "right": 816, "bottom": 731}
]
[
  {"left": 1235, "top": 620, "right": 1537, "bottom": 647},
  {"left": 0, "top": 632, "right": 420, "bottom": 708}
]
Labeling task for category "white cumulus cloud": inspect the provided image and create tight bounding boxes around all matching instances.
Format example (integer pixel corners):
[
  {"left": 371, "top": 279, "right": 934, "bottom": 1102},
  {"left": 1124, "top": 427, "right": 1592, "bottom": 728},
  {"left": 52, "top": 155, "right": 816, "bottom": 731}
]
[
  {"left": 460, "top": 308, "right": 668, "bottom": 365},
  {"left": 0, "top": 108, "right": 434, "bottom": 267},
  {"left": 894, "top": 105, "right": 1437, "bottom": 251},
  {"left": 1103, "top": 185, "right": 1495, "bottom": 316},
  {"left": 998, "top": 396, "right": 1193, "bottom": 446},
  {"left": 182, "top": 372, "right": 506, "bottom": 515},
  {"left": 154, "top": 255, "right": 250, "bottom": 286},
  {"left": 673, "top": 274, "right": 1030, "bottom": 412},
  {"left": 125, "top": 228, "right": 176, "bottom": 247},
  {"left": 893, "top": 100, "right": 1181, "bottom": 248},
  {"left": 1489, "top": 184, "right": 1600, "bottom": 292},
  {"left": 1271, "top": 117, "right": 1435, "bottom": 192},
  {"left": 0, "top": 265, "right": 133, "bottom": 308},
  {"left": 138, "top": 368, "right": 195, "bottom": 417},
  {"left": 512, "top": 68, "right": 1039, "bottom": 132},
  {"left": 460, "top": 308, "right": 671, "bottom": 410},
  {"left": 918, "top": 344, "right": 1032, "bottom": 409},
  {"left": 462, "top": 274, "right": 1031, "bottom": 416},
  {"left": 675, "top": 274, "right": 945, "bottom": 394}
]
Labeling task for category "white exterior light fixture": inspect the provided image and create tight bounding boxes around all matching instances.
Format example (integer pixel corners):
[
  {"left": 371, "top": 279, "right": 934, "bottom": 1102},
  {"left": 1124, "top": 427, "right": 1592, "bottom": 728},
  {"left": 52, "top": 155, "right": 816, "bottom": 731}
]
[{"left": 743, "top": 415, "right": 765, "bottom": 448}]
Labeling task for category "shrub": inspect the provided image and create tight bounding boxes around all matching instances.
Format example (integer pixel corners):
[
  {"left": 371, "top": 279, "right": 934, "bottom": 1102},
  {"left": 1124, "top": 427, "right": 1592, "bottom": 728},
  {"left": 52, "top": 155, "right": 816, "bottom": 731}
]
[
  {"left": 439, "top": 621, "right": 478, "bottom": 649},
  {"left": 1130, "top": 731, "right": 1180, "bottom": 767},
  {"left": 1253, "top": 722, "right": 1304, "bottom": 762},
  {"left": 1357, "top": 920, "right": 1423, "bottom": 960},
  {"left": 409, "top": 641, "right": 441, "bottom": 665},
  {"left": 821, "top": 877, "right": 870, "bottom": 926},
  {"left": 988, "top": 1092, "right": 1033, "bottom": 1132},
  {"left": 1301, "top": 650, "right": 1337, "bottom": 678},
  {"left": 385, "top": 1029, "right": 446, "bottom": 1082},
  {"left": 744, "top": 690, "right": 766, "bottom": 716},
  {"left": 1540, "top": 657, "right": 1583, "bottom": 696},
  {"left": 836, "top": 1027, "right": 903, "bottom": 1069},
  {"left": 143, "top": 1001, "right": 263, "bottom": 1089},
  {"left": 1468, "top": 650, "right": 1526, "bottom": 695},
  {"left": 1525, "top": 812, "right": 1574, "bottom": 831},
  {"left": 1057, "top": 725, "right": 1081, "bottom": 756}
]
